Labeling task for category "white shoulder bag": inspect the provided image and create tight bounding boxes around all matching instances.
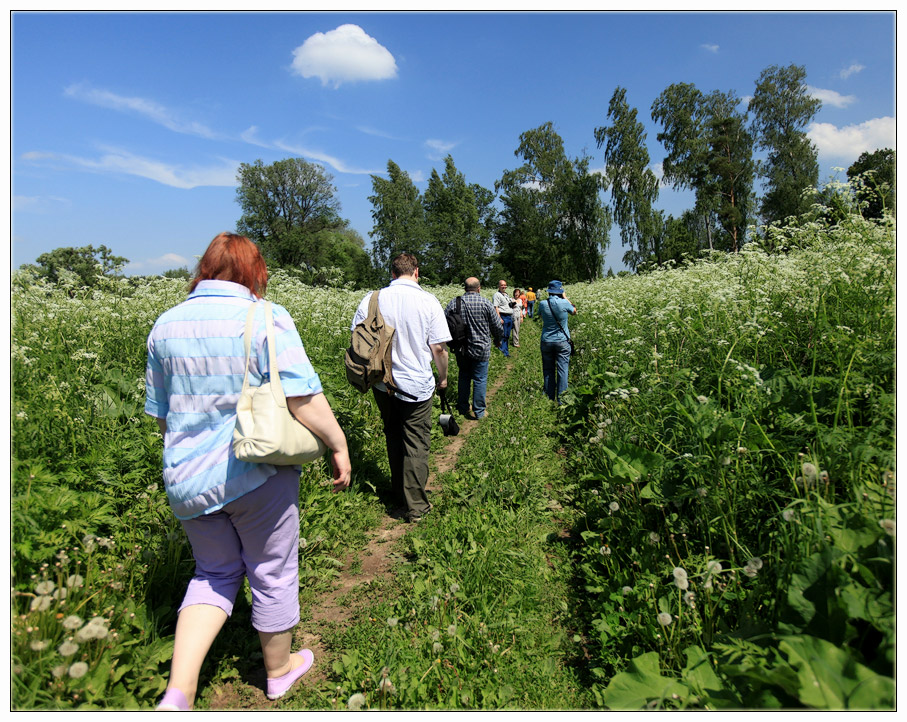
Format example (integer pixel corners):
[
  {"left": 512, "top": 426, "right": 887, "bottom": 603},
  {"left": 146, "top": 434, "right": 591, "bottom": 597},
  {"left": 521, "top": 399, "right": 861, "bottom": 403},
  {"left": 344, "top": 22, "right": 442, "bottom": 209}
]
[{"left": 233, "top": 301, "right": 327, "bottom": 465}]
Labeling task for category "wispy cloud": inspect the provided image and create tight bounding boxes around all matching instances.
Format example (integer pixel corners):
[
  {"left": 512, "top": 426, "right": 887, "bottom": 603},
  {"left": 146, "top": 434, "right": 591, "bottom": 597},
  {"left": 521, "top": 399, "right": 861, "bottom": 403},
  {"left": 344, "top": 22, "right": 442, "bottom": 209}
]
[
  {"left": 13, "top": 195, "right": 71, "bottom": 212},
  {"left": 272, "top": 140, "right": 382, "bottom": 175},
  {"left": 357, "top": 125, "right": 408, "bottom": 141},
  {"left": 425, "top": 138, "right": 457, "bottom": 161},
  {"left": 808, "top": 117, "right": 895, "bottom": 160},
  {"left": 840, "top": 63, "right": 865, "bottom": 80},
  {"left": 701, "top": 43, "right": 719, "bottom": 53},
  {"left": 126, "top": 252, "right": 195, "bottom": 273},
  {"left": 291, "top": 24, "right": 398, "bottom": 88},
  {"left": 22, "top": 147, "right": 238, "bottom": 189},
  {"left": 64, "top": 82, "right": 220, "bottom": 139},
  {"left": 807, "top": 86, "right": 857, "bottom": 109}
]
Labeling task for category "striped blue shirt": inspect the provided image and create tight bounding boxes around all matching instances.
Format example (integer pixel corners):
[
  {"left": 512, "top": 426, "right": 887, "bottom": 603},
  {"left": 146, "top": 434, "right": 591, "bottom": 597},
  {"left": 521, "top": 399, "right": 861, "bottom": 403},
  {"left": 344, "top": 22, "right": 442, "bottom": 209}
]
[{"left": 145, "top": 280, "right": 322, "bottom": 519}]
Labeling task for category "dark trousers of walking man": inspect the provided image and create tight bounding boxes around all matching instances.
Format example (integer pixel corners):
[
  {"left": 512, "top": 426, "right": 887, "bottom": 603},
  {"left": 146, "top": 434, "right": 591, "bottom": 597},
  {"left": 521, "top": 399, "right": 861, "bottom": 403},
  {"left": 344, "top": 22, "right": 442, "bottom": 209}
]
[{"left": 371, "top": 390, "right": 433, "bottom": 519}]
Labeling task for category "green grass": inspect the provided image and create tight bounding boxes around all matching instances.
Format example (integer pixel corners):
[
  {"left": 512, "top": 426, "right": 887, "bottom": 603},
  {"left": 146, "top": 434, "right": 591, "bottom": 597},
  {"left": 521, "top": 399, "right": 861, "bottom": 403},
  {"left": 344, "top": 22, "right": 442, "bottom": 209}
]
[{"left": 11, "top": 209, "right": 894, "bottom": 710}]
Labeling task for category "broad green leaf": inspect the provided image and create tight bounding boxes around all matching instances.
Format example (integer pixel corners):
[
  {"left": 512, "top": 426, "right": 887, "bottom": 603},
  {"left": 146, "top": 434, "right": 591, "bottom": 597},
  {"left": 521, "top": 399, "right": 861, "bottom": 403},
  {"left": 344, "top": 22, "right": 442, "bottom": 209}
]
[{"left": 601, "top": 652, "right": 688, "bottom": 710}]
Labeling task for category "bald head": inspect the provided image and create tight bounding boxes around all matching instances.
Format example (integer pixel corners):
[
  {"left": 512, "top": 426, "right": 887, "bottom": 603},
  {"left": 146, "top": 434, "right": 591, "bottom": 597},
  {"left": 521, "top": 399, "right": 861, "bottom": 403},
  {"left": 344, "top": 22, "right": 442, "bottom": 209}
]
[{"left": 464, "top": 277, "right": 480, "bottom": 292}]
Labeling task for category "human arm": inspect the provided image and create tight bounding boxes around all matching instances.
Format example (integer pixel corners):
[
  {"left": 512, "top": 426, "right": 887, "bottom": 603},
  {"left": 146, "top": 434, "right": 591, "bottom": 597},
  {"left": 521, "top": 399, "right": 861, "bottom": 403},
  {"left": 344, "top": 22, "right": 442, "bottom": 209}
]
[
  {"left": 287, "top": 393, "right": 351, "bottom": 492},
  {"left": 155, "top": 417, "right": 167, "bottom": 435},
  {"left": 430, "top": 343, "right": 449, "bottom": 389}
]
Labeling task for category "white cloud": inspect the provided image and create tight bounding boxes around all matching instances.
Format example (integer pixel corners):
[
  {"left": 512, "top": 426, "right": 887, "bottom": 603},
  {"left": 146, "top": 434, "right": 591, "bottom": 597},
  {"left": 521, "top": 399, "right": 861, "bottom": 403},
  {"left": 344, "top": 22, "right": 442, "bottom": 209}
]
[
  {"left": 291, "top": 24, "right": 397, "bottom": 88},
  {"left": 272, "top": 140, "right": 381, "bottom": 175},
  {"left": 64, "top": 82, "right": 219, "bottom": 139},
  {"left": 126, "top": 252, "right": 195, "bottom": 273},
  {"left": 22, "top": 148, "right": 238, "bottom": 189},
  {"left": 13, "top": 195, "right": 71, "bottom": 212},
  {"left": 808, "top": 117, "right": 895, "bottom": 161},
  {"left": 840, "top": 63, "right": 865, "bottom": 80},
  {"left": 701, "top": 43, "right": 719, "bottom": 53},
  {"left": 807, "top": 86, "right": 857, "bottom": 109},
  {"left": 425, "top": 138, "right": 458, "bottom": 160}
]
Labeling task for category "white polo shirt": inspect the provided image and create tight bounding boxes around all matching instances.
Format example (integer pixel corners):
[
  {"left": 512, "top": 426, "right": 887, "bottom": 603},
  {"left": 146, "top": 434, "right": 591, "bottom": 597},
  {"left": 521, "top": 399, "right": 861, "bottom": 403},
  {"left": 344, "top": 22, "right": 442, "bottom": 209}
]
[{"left": 351, "top": 278, "right": 451, "bottom": 402}]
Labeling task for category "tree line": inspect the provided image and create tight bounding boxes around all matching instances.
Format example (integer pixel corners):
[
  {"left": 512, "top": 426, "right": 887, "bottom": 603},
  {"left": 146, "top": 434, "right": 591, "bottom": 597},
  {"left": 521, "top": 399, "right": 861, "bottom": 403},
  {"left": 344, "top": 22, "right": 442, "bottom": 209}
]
[{"left": 17, "top": 64, "right": 894, "bottom": 289}]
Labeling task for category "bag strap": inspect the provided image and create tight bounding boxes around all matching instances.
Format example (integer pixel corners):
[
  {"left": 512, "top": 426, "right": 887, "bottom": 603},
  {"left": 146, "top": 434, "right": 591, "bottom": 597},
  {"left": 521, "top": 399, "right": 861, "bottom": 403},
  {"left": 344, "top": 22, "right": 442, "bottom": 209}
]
[
  {"left": 547, "top": 299, "right": 571, "bottom": 342},
  {"left": 367, "top": 289, "right": 381, "bottom": 327},
  {"left": 240, "top": 301, "right": 288, "bottom": 409}
]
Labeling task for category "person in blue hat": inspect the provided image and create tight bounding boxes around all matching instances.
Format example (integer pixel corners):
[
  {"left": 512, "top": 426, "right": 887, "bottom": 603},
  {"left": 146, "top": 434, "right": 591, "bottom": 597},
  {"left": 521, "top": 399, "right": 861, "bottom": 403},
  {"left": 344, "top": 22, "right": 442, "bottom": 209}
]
[{"left": 538, "top": 280, "right": 577, "bottom": 403}]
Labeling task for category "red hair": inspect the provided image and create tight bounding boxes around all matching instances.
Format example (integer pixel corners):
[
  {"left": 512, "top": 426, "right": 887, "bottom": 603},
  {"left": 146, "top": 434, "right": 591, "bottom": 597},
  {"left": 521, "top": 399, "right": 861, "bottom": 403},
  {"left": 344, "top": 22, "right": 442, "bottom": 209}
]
[{"left": 190, "top": 232, "right": 268, "bottom": 297}]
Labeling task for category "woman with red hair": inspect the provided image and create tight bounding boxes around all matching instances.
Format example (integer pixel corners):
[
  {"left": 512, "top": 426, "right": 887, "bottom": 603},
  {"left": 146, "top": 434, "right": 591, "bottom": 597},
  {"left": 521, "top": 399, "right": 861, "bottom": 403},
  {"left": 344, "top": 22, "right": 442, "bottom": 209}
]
[{"left": 145, "top": 232, "right": 351, "bottom": 709}]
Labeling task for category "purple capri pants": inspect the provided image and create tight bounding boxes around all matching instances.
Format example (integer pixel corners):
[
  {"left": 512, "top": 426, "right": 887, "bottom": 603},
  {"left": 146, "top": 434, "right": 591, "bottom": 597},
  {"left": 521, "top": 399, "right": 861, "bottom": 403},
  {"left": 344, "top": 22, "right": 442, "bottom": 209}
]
[{"left": 178, "top": 467, "right": 301, "bottom": 633}]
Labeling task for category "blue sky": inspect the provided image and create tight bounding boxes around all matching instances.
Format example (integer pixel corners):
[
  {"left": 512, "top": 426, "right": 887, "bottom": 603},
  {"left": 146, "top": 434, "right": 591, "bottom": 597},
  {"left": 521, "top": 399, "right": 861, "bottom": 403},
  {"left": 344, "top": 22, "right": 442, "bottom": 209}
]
[{"left": 11, "top": 10, "right": 896, "bottom": 277}]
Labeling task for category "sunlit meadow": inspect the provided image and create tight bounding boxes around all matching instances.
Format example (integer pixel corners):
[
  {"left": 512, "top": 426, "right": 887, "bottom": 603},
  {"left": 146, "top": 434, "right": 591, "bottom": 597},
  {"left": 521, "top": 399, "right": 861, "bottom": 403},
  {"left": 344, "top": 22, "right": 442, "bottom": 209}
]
[{"left": 11, "top": 205, "right": 894, "bottom": 709}]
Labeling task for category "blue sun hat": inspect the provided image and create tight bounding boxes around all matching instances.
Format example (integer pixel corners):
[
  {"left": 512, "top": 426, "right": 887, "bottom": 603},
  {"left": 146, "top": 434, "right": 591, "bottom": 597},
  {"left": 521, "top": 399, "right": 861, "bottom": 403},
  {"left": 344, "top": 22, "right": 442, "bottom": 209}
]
[{"left": 547, "top": 280, "right": 565, "bottom": 295}]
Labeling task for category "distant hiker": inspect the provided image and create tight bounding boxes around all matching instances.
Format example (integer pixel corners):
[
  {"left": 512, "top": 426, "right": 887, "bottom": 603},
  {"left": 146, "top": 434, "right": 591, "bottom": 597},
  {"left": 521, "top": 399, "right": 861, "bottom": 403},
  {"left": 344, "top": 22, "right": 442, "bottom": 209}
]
[
  {"left": 493, "top": 279, "right": 516, "bottom": 357},
  {"left": 350, "top": 252, "right": 450, "bottom": 523},
  {"left": 445, "top": 277, "right": 503, "bottom": 420},
  {"left": 512, "top": 288, "right": 525, "bottom": 348},
  {"left": 146, "top": 232, "right": 351, "bottom": 710},
  {"left": 538, "top": 279, "right": 577, "bottom": 404},
  {"left": 525, "top": 287, "right": 537, "bottom": 318}
]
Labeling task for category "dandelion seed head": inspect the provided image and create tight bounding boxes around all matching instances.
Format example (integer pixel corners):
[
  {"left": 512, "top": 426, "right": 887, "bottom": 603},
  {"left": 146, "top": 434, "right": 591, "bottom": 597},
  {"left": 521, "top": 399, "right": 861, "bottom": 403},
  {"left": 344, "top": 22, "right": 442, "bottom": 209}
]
[
  {"left": 696, "top": 395, "right": 709, "bottom": 404},
  {"left": 30, "top": 595, "right": 52, "bottom": 612},
  {"left": 879, "top": 519, "right": 895, "bottom": 536},
  {"left": 801, "top": 462, "right": 818, "bottom": 483},
  {"left": 782, "top": 508, "right": 796, "bottom": 522},
  {"left": 61, "top": 615, "right": 83, "bottom": 630},
  {"left": 609, "top": 501, "right": 619, "bottom": 512},
  {"left": 58, "top": 641, "right": 79, "bottom": 656},
  {"left": 387, "top": 617, "right": 398, "bottom": 628},
  {"left": 433, "top": 642, "right": 443, "bottom": 654},
  {"left": 29, "top": 639, "right": 49, "bottom": 651},
  {"left": 66, "top": 575, "right": 84, "bottom": 588},
  {"left": 657, "top": 612, "right": 673, "bottom": 627},
  {"left": 347, "top": 693, "right": 366, "bottom": 710},
  {"left": 621, "top": 586, "right": 633, "bottom": 595},
  {"left": 447, "top": 624, "right": 457, "bottom": 637},
  {"left": 35, "top": 580, "right": 55, "bottom": 596},
  {"left": 68, "top": 661, "right": 89, "bottom": 679},
  {"left": 599, "top": 545, "right": 611, "bottom": 556}
]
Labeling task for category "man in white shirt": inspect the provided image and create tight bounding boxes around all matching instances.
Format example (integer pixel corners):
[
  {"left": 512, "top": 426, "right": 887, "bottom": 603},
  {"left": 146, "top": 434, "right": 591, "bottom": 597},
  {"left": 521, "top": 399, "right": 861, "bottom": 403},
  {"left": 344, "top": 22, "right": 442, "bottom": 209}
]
[
  {"left": 351, "top": 253, "right": 450, "bottom": 522},
  {"left": 492, "top": 279, "right": 515, "bottom": 357}
]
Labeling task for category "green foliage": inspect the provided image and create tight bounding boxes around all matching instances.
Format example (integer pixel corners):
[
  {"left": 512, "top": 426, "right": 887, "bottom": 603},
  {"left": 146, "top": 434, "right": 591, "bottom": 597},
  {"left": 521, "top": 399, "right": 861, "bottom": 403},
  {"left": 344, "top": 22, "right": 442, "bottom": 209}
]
[
  {"left": 847, "top": 148, "right": 895, "bottom": 220},
  {"left": 496, "top": 122, "right": 611, "bottom": 285},
  {"left": 748, "top": 64, "right": 822, "bottom": 224},
  {"left": 595, "top": 86, "right": 662, "bottom": 269},
  {"left": 11, "top": 207, "right": 894, "bottom": 710},
  {"left": 368, "top": 159, "right": 427, "bottom": 272},
  {"left": 557, "top": 208, "right": 894, "bottom": 709},
  {"left": 421, "top": 155, "right": 494, "bottom": 284},
  {"left": 23, "top": 244, "right": 129, "bottom": 288},
  {"left": 236, "top": 157, "right": 358, "bottom": 276}
]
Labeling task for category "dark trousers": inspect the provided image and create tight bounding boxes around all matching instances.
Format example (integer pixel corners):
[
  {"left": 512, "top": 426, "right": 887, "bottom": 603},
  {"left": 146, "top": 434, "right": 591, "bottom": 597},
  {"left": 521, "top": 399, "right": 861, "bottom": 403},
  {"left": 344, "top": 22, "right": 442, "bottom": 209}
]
[{"left": 372, "top": 389, "right": 433, "bottom": 518}]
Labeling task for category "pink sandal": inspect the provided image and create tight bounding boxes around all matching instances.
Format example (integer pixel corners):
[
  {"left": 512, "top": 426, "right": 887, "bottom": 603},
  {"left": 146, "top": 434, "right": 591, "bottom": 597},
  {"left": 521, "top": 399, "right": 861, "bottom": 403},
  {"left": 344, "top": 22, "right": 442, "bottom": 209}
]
[
  {"left": 266, "top": 649, "right": 315, "bottom": 700},
  {"left": 156, "top": 687, "right": 190, "bottom": 711}
]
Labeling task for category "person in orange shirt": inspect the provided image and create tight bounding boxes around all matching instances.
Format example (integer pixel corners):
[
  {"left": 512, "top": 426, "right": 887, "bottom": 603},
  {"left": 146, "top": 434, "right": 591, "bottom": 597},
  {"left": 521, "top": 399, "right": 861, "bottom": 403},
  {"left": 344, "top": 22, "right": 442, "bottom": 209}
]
[{"left": 525, "top": 287, "right": 537, "bottom": 318}]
